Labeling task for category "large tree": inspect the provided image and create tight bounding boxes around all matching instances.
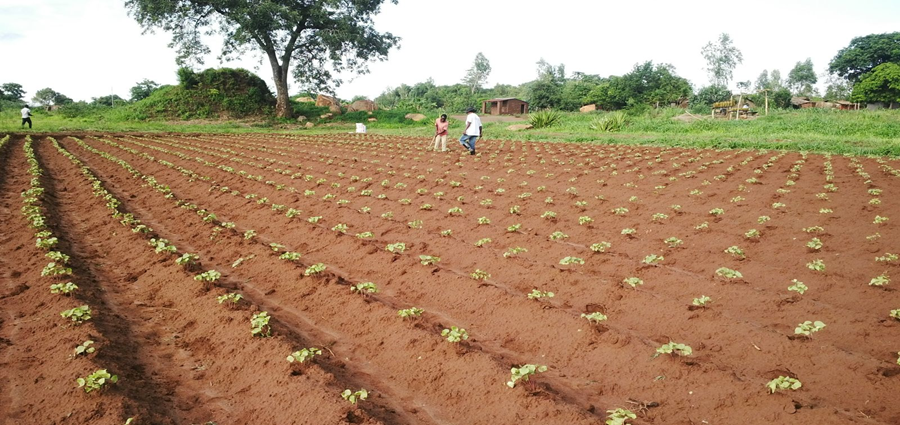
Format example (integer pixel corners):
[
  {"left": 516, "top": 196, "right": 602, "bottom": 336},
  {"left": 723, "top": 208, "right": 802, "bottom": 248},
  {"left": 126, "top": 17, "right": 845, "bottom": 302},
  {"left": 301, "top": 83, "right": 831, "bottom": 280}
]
[
  {"left": 32, "top": 88, "right": 73, "bottom": 108},
  {"left": 829, "top": 32, "right": 900, "bottom": 83},
  {"left": 787, "top": 58, "right": 817, "bottom": 96},
  {"left": 130, "top": 79, "right": 161, "bottom": 102},
  {"left": 1, "top": 83, "right": 26, "bottom": 101},
  {"left": 126, "top": 0, "right": 400, "bottom": 118},
  {"left": 462, "top": 52, "right": 491, "bottom": 95},
  {"left": 701, "top": 33, "right": 743, "bottom": 87},
  {"left": 851, "top": 62, "right": 900, "bottom": 105}
]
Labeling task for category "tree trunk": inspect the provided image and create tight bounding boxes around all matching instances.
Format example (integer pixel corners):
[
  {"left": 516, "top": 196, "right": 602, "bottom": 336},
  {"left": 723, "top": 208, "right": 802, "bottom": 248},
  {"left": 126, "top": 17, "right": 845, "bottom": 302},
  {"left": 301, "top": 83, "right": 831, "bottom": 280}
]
[{"left": 267, "top": 52, "right": 293, "bottom": 119}]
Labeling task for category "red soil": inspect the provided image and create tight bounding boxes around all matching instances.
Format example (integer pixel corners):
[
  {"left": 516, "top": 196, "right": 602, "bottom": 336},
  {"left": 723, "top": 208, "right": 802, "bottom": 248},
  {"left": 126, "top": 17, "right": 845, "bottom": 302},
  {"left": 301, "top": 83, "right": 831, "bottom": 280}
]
[{"left": 1, "top": 132, "right": 899, "bottom": 425}]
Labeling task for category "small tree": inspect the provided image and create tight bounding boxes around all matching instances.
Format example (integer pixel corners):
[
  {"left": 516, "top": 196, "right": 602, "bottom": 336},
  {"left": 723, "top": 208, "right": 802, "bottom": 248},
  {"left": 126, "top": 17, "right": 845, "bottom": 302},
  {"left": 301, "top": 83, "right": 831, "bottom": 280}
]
[
  {"left": 1, "top": 83, "right": 26, "bottom": 101},
  {"left": 701, "top": 33, "right": 743, "bottom": 87},
  {"left": 32, "top": 88, "right": 73, "bottom": 108},
  {"left": 787, "top": 58, "right": 818, "bottom": 96},
  {"left": 130, "top": 79, "right": 161, "bottom": 101},
  {"left": 462, "top": 52, "right": 491, "bottom": 95}
]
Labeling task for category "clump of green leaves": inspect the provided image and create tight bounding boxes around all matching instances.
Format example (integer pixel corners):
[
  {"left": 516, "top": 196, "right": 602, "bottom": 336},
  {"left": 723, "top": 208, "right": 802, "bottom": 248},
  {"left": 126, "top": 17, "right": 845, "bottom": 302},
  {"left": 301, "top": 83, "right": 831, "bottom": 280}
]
[
  {"left": 251, "top": 312, "right": 272, "bottom": 337},
  {"left": 441, "top": 326, "right": 469, "bottom": 342},
  {"left": 176, "top": 253, "right": 199, "bottom": 267},
  {"left": 767, "top": 376, "right": 802, "bottom": 393},
  {"left": 788, "top": 279, "right": 808, "bottom": 294},
  {"left": 471, "top": 269, "right": 490, "bottom": 280},
  {"left": 549, "top": 231, "right": 568, "bottom": 241},
  {"left": 869, "top": 272, "right": 890, "bottom": 287},
  {"left": 655, "top": 342, "right": 692, "bottom": 357},
  {"left": 503, "top": 247, "right": 527, "bottom": 258},
  {"left": 74, "top": 340, "right": 95, "bottom": 356},
  {"left": 351, "top": 282, "right": 379, "bottom": 294},
  {"left": 304, "top": 263, "right": 326, "bottom": 276},
  {"left": 76, "top": 369, "right": 118, "bottom": 393},
  {"left": 724, "top": 246, "right": 745, "bottom": 259},
  {"left": 806, "top": 259, "right": 825, "bottom": 272},
  {"left": 709, "top": 208, "right": 725, "bottom": 216},
  {"left": 794, "top": 320, "right": 825, "bottom": 337},
  {"left": 385, "top": 242, "right": 406, "bottom": 254},
  {"left": 527, "top": 289, "right": 555, "bottom": 299},
  {"left": 692, "top": 295, "right": 711, "bottom": 307},
  {"left": 397, "top": 307, "right": 424, "bottom": 319},
  {"left": 581, "top": 312, "right": 608, "bottom": 323},
  {"left": 217, "top": 293, "right": 243, "bottom": 305},
  {"left": 50, "top": 282, "right": 78, "bottom": 295},
  {"left": 606, "top": 408, "right": 636, "bottom": 425},
  {"left": 716, "top": 267, "right": 743, "bottom": 279},
  {"left": 194, "top": 270, "right": 222, "bottom": 283},
  {"left": 559, "top": 256, "right": 584, "bottom": 265},
  {"left": 591, "top": 242, "right": 612, "bottom": 253},
  {"left": 279, "top": 252, "right": 302, "bottom": 261},
  {"left": 663, "top": 237, "right": 682, "bottom": 248},
  {"left": 287, "top": 347, "right": 322, "bottom": 363},
  {"left": 876, "top": 253, "right": 898, "bottom": 263},
  {"left": 806, "top": 238, "right": 823, "bottom": 251},
  {"left": 61, "top": 305, "right": 92, "bottom": 323},
  {"left": 148, "top": 238, "right": 177, "bottom": 254},
  {"left": 745, "top": 229, "right": 761, "bottom": 239},
  {"left": 419, "top": 255, "right": 441, "bottom": 265},
  {"left": 642, "top": 254, "right": 664, "bottom": 265},
  {"left": 341, "top": 389, "right": 368, "bottom": 404},
  {"left": 623, "top": 277, "right": 643, "bottom": 288},
  {"left": 474, "top": 238, "right": 492, "bottom": 247},
  {"left": 506, "top": 364, "right": 548, "bottom": 388}
]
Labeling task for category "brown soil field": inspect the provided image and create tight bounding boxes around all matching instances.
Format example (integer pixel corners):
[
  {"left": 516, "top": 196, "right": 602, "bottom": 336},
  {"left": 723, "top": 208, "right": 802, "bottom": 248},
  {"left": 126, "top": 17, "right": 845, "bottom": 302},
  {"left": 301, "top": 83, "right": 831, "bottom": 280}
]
[{"left": 1, "top": 132, "right": 899, "bottom": 425}]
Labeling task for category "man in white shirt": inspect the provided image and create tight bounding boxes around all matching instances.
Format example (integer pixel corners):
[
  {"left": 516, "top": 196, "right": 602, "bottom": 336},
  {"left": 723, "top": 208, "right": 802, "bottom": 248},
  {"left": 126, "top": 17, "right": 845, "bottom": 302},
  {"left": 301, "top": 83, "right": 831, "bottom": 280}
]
[
  {"left": 459, "top": 106, "right": 482, "bottom": 155},
  {"left": 21, "top": 105, "right": 32, "bottom": 129}
]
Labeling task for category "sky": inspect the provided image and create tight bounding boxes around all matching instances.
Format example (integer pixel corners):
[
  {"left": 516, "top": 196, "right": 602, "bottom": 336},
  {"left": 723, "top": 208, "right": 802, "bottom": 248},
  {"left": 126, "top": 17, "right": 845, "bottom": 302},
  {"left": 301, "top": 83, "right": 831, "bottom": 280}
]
[{"left": 1, "top": 0, "right": 898, "bottom": 103}]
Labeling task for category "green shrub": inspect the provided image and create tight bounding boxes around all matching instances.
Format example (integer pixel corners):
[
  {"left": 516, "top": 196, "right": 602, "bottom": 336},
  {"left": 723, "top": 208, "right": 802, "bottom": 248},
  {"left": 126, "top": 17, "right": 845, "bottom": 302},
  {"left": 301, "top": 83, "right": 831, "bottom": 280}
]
[
  {"left": 529, "top": 109, "right": 563, "bottom": 128},
  {"left": 590, "top": 111, "right": 628, "bottom": 132}
]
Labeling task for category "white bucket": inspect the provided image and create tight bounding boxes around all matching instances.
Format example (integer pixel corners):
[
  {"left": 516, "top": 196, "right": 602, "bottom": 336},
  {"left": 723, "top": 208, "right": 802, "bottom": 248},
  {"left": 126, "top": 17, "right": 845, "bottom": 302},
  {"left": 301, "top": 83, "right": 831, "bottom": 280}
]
[{"left": 355, "top": 123, "right": 367, "bottom": 133}]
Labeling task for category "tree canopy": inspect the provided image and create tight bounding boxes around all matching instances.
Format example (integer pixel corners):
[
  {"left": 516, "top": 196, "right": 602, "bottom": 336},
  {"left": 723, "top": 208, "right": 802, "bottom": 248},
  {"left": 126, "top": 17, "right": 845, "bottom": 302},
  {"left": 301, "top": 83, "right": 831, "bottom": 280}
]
[
  {"left": 1, "top": 83, "right": 26, "bottom": 102},
  {"left": 126, "top": 0, "right": 399, "bottom": 118},
  {"left": 32, "top": 88, "right": 73, "bottom": 107},
  {"left": 851, "top": 62, "right": 900, "bottom": 104},
  {"left": 130, "top": 79, "right": 161, "bottom": 102},
  {"left": 787, "top": 58, "right": 818, "bottom": 96},
  {"left": 829, "top": 32, "right": 900, "bottom": 83},
  {"left": 701, "top": 33, "right": 743, "bottom": 87},
  {"left": 462, "top": 53, "right": 491, "bottom": 95}
]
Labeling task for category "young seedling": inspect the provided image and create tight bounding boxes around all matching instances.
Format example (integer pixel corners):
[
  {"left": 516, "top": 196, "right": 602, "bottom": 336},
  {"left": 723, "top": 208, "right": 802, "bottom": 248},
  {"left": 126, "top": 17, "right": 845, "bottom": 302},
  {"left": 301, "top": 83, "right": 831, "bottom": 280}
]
[
  {"left": 767, "top": 376, "right": 802, "bottom": 393},
  {"left": 745, "top": 229, "right": 761, "bottom": 239},
  {"left": 474, "top": 238, "right": 492, "bottom": 247},
  {"left": 806, "top": 259, "right": 825, "bottom": 272},
  {"left": 397, "top": 307, "right": 424, "bottom": 319},
  {"left": 788, "top": 279, "right": 808, "bottom": 294},
  {"left": 447, "top": 207, "right": 463, "bottom": 216},
  {"left": 503, "top": 247, "right": 527, "bottom": 258},
  {"left": 506, "top": 224, "right": 521, "bottom": 232},
  {"left": 308, "top": 216, "right": 322, "bottom": 223},
  {"left": 642, "top": 254, "right": 664, "bottom": 265},
  {"left": 477, "top": 216, "right": 491, "bottom": 225},
  {"left": 251, "top": 312, "right": 272, "bottom": 337},
  {"left": 351, "top": 282, "right": 379, "bottom": 294},
  {"left": 591, "top": 242, "right": 612, "bottom": 253},
  {"left": 243, "top": 230, "right": 257, "bottom": 240},
  {"left": 695, "top": 222, "right": 709, "bottom": 230},
  {"left": 279, "top": 252, "right": 302, "bottom": 261},
  {"left": 724, "top": 246, "right": 745, "bottom": 259},
  {"left": 869, "top": 272, "right": 890, "bottom": 287},
  {"left": 42, "top": 262, "right": 73, "bottom": 277},
  {"left": 341, "top": 389, "right": 368, "bottom": 404},
  {"left": 758, "top": 216, "right": 771, "bottom": 224},
  {"left": 76, "top": 369, "right": 118, "bottom": 393},
  {"left": 304, "top": 263, "right": 326, "bottom": 276},
  {"left": 663, "top": 237, "right": 682, "bottom": 248},
  {"left": 331, "top": 223, "right": 349, "bottom": 233},
  {"left": 61, "top": 305, "right": 92, "bottom": 324},
  {"left": 692, "top": 295, "right": 712, "bottom": 307},
  {"left": 581, "top": 312, "right": 608, "bottom": 323},
  {"left": 506, "top": 364, "right": 548, "bottom": 388},
  {"left": 889, "top": 309, "right": 900, "bottom": 320},
  {"left": 716, "top": 267, "right": 743, "bottom": 279},
  {"left": 470, "top": 269, "right": 490, "bottom": 280},
  {"left": 541, "top": 211, "right": 557, "bottom": 220},
  {"left": 175, "top": 253, "right": 200, "bottom": 268},
  {"left": 50, "top": 282, "right": 78, "bottom": 295},
  {"left": 794, "top": 320, "right": 826, "bottom": 337},
  {"left": 527, "top": 289, "right": 555, "bottom": 300},
  {"left": 874, "top": 215, "right": 889, "bottom": 225},
  {"left": 579, "top": 216, "right": 594, "bottom": 225},
  {"left": 194, "top": 270, "right": 222, "bottom": 283},
  {"left": 606, "top": 408, "right": 637, "bottom": 425},
  {"left": 440, "top": 229, "right": 453, "bottom": 237},
  {"left": 623, "top": 277, "right": 643, "bottom": 288},
  {"left": 611, "top": 207, "right": 629, "bottom": 216},
  {"left": 654, "top": 342, "right": 692, "bottom": 357},
  {"left": 709, "top": 208, "right": 725, "bottom": 216},
  {"left": 74, "top": 340, "right": 95, "bottom": 357},
  {"left": 806, "top": 238, "right": 823, "bottom": 251},
  {"left": 549, "top": 231, "right": 568, "bottom": 241},
  {"left": 441, "top": 326, "right": 469, "bottom": 342},
  {"left": 385, "top": 242, "right": 406, "bottom": 254},
  {"left": 621, "top": 228, "right": 636, "bottom": 237},
  {"left": 875, "top": 253, "right": 898, "bottom": 263},
  {"left": 559, "top": 256, "right": 584, "bottom": 265},
  {"left": 217, "top": 293, "right": 243, "bottom": 305},
  {"left": 286, "top": 347, "right": 322, "bottom": 363}
]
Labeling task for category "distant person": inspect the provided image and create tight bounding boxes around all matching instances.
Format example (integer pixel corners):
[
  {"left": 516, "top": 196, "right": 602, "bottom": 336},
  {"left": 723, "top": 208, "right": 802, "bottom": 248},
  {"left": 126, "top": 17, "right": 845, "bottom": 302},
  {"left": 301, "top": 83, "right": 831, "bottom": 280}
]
[
  {"left": 459, "top": 107, "right": 482, "bottom": 155},
  {"left": 21, "top": 105, "right": 32, "bottom": 129},
  {"left": 433, "top": 114, "right": 449, "bottom": 151}
]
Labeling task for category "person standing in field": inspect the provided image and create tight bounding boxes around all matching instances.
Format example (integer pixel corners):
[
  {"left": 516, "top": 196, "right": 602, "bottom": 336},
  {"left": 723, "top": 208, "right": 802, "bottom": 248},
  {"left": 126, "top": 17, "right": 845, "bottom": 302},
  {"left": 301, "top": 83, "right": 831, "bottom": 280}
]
[
  {"left": 459, "top": 106, "right": 482, "bottom": 155},
  {"left": 21, "top": 105, "right": 32, "bottom": 129},
  {"left": 433, "top": 114, "right": 449, "bottom": 151}
]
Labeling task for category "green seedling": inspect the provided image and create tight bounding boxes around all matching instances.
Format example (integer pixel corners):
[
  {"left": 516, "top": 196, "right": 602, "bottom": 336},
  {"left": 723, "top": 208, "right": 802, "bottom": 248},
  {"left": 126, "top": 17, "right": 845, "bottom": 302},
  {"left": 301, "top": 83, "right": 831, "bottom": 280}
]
[
  {"left": 642, "top": 254, "right": 664, "bottom": 265},
  {"left": 724, "top": 246, "right": 745, "bottom": 259},
  {"left": 304, "top": 263, "right": 326, "bottom": 276},
  {"left": 758, "top": 216, "right": 771, "bottom": 224},
  {"left": 74, "top": 340, "right": 95, "bottom": 356},
  {"left": 503, "top": 247, "right": 527, "bottom": 258},
  {"left": 651, "top": 213, "right": 669, "bottom": 221},
  {"left": 331, "top": 223, "right": 348, "bottom": 233},
  {"left": 788, "top": 279, "right": 808, "bottom": 294},
  {"left": 579, "top": 216, "right": 594, "bottom": 225},
  {"left": 251, "top": 312, "right": 272, "bottom": 337},
  {"left": 506, "top": 224, "right": 521, "bottom": 232},
  {"left": 474, "top": 238, "right": 492, "bottom": 247},
  {"left": 351, "top": 282, "right": 379, "bottom": 294},
  {"left": 745, "top": 229, "right": 761, "bottom": 239},
  {"left": 50, "top": 282, "right": 78, "bottom": 295},
  {"left": 397, "top": 307, "right": 424, "bottom": 319},
  {"left": 664, "top": 237, "right": 682, "bottom": 248},
  {"left": 447, "top": 207, "right": 463, "bottom": 215},
  {"left": 243, "top": 230, "right": 257, "bottom": 240},
  {"left": 692, "top": 295, "right": 711, "bottom": 307},
  {"left": 308, "top": 216, "right": 322, "bottom": 223},
  {"left": 355, "top": 232, "right": 374, "bottom": 239},
  {"left": 794, "top": 320, "right": 826, "bottom": 337},
  {"left": 803, "top": 226, "right": 824, "bottom": 233},
  {"left": 470, "top": 269, "right": 490, "bottom": 280},
  {"left": 655, "top": 342, "right": 692, "bottom": 357},
  {"left": 341, "top": 389, "right": 368, "bottom": 404},
  {"left": 606, "top": 408, "right": 637, "bottom": 425},
  {"left": 875, "top": 253, "right": 898, "bottom": 262},
  {"left": 581, "top": 312, "right": 608, "bottom": 323},
  {"left": 541, "top": 211, "right": 557, "bottom": 219},
  {"left": 889, "top": 309, "right": 900, "bottom": 320},
  {"left": 76, "top": 369, "right": 118, "bottom": 393},
  {"left": 287, "top": 347, "right": 322, "bottom": 363},
  {"left": 217, "top": 293, "right": 243, "bottom": 304},
  {"left": 767, "top": 376, "right": 801, "bottom": 393},
  {"left": 477, "top": 217, "right": 491, "bottom": 225},
  {"left": 509, "top": 205, "right": 521, "bottom": 214},
  {"left": 623, "top": 277, "right": 643, "bottom": 288},
  {"left": 695, "top": 222, "right": 709, "bottom": 230},
  {"left": 42, "top": 262, "right": 72, "bottom": 277},
  {"left": 869, "top": 272, "right": 890, "bottom": 287},
  {"left": 611, "top": 207, "right": 629, "bottom": 216},
  {"left": 61, "top": 305, "right": 92, "bottom": 323},
  {"left": 279, "top": 252, "right": 302, "bottom": 261},
  {"left": 806, "top": 259, "right": 825, "bottom": 272},
  {"left": 175, "top": 253, "right": 199, "bottom": 266},
  {"left": 716, "top": 267, "right": 743, "bottom": 279},
  {"left": 709, "top": 208, "right": 725, "bottom": 216},
  {"left": 527, "top": 289, "right": 555, "bottom": 299},
  {"left": 559, "top": 256, "right": 584, "bottom": 265},
  {"left": 621, "top": 228, "right": 636, "bottom": 236},
  {"left": 874, "top": 215, "right": 889, "bottom": 224},
  {"left": 440, "top": 229, "right": 453, "bottom": 237},
  {"left": 806, "top": 238, "right": 823, "bottom": 250},
  {"left": 506, "top": 364, "right": 547, "bottom": 388},
  {"left": 194, "top": 270, "right": 222, "bottom": 283},
  {"left": 385, "top": 242, "right": 406, "bottom": 254},
  {"left": 591, "top": 242, "right": 612, "bottom": 253},
  {"left": 549, "top": 231, "right": 568, "bottom": 241},
  {"left": 441, "top": 326, "right": 469, "bottom": 342},
  {"left": 419, "top": 255, "right": 440, "bottom": 265},
  {"left": 45, "top": 251, "right": 70, "bottom": 263}
]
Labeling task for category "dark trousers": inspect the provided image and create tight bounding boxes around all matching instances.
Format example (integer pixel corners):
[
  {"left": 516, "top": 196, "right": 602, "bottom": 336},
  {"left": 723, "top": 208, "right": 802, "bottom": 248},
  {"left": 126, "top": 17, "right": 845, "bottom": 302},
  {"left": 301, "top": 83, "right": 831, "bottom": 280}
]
[{"left": 22, "top": 118, "right": 32, "bottom": 128}]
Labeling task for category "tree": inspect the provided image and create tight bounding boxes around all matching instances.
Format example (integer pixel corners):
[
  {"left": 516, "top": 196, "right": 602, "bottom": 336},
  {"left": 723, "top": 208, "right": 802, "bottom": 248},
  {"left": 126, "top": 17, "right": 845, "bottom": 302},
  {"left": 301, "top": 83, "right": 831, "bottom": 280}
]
[
  {"left": 126, "top": 0, "right": 400, "bottom": 119},
  {"left": 701, "top": 33, "right": 743, "bottom": 87},
  {"left": 462, "top": 52, "right": 491, "bottom": 95},
  {"left": 851, "top": 62, "right": 900, "bottom": 105},
  {"left": 787, "top": 58, "right": 817, "bottom": 96},
  {"left": 130, "top": 79, "right": 161, "bottom": 101},
  {"left": 823, "top": 73, "right": 852, "bottom": 100},
  {"left": 91, "top": 94, "right": 128, "bottom": 107},
  {"left": 754, "top": 70, "right": 770, "bottom": 91},
  {"left": 755, "top": 69, "right": 786, "bottom": 91},
  {"left": 32, "top": 88, "right": 73, "bottom": 108},
  {"left": 829, "top": 32, "right": 900, "bottom": 83},
  {"left": 1, "top": 83, "right": 26, "bottom": 101},
  {"left": 526, "top": 59, "right": 565, "bottom": 109},
  {"left": 690, "top": 85, "right": 731, "bottom": 112}
]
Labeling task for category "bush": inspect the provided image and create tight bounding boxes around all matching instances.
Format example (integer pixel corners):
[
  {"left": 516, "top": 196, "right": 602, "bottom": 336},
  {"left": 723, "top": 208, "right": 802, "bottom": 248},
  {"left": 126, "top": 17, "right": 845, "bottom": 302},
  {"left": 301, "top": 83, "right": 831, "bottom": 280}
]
[
  {"left": 529, "top": 109, "right": 563, "bottom": 128},
  {"left": 690, "top": 85, "right": 732, "bottom": 113},
  {"left": 590, "top": 111, "right": 628, "bottom": 132}
]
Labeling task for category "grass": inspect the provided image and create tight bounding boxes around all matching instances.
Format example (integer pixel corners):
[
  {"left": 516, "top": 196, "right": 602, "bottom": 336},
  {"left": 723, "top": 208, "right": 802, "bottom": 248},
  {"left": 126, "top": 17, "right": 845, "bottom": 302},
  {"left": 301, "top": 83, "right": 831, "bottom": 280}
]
[{"left": 2, "top": 106, "right": 899, "bottom": 156}]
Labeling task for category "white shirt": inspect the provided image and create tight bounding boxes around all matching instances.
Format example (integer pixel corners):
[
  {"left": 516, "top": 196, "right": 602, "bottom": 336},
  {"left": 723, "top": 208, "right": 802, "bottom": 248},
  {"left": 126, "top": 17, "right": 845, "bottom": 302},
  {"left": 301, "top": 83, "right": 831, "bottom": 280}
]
[
  {"left": 21, "top": 107, "right": 31, "bottom": 119},
  {"left": 464, "top": 113, "right": 482, "bottom": 136}
]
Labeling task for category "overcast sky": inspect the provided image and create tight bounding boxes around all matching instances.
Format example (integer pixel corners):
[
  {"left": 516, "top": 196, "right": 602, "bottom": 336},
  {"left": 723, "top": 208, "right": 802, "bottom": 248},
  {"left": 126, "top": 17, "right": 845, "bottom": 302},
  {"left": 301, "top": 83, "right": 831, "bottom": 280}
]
[{"left": 1, "top": 0, "right": 898, "bottom": 103}]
